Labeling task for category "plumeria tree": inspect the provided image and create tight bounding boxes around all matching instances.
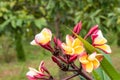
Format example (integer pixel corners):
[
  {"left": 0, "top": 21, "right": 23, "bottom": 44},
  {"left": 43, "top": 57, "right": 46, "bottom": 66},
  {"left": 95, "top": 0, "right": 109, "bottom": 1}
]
[{"left": 26, "top": 22, "right": 120, "bottom": 80}]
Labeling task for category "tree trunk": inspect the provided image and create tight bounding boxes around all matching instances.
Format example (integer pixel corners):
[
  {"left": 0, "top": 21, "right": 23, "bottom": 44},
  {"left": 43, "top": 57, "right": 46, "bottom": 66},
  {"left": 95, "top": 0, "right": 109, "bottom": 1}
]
[
  {"left": 14, "top": 27, "right": 26, "bottom": 61},
  {"left": 117, "top": 32, "right": 120, "bottom": 47},
  {"left": 54, "top": 13, "right": 67, "bottom": 79}
]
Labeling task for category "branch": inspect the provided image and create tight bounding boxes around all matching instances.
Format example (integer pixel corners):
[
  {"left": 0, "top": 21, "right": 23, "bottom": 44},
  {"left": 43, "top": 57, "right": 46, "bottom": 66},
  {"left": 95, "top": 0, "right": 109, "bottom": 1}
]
[{"left": 62, "top": 73, "right": 79, "bottom": 80}]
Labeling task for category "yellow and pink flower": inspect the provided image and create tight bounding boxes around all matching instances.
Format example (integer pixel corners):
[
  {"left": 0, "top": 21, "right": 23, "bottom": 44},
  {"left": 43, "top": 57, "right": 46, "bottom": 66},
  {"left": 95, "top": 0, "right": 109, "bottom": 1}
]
[
  {"left": 61, "top": 35, "right": 84, "bottom": 55},
  {"left": 79, "top": 52, "right": 103, "bottom": 73},
  {"left": 30, "top": 28, "right": 52, "bottom": 45},
  {"left": 91, "top": 30, "right": 111, "bottom": 54},
  {"left": 84, "top": 25, "right": 111, "bottom": 54},
  {"left": 30, "top": 28, "right": 54, "bottom": 52}
]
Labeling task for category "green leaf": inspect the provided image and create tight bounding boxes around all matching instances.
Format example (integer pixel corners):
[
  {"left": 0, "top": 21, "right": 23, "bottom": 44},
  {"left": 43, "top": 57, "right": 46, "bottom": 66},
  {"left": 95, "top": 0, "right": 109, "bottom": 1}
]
[
  {"left": 0, "top": 19, "right": 11, "bottom": 31},
  {"left": 46, "top": 0, "right": 55, "bottom": 10},
  {"left": 93, "top": 67, "right": 111, "bottom": 80},
  {"left": 11, "top": 20, "right": 16, "bottom": 28},
  {"left": 101, "top": 58, "right": 120, "bottom": 80},
  {"left": 16, "top": 19, "right": 23, "bottom": 27},
  {"left": 90, "top": 9, "right": 102, "bottom": 17},
  {"left": 67, "top": 28, "right": 120, "bottom": 80},
  {"left": 102, "top": 70, "right": 110, "bottom": 80},
  {"left": 34, "top": 18, "right": 47, "bottom": 29},
  {"left": 92, "top": 69, "right": 102, "bottom": 80}
]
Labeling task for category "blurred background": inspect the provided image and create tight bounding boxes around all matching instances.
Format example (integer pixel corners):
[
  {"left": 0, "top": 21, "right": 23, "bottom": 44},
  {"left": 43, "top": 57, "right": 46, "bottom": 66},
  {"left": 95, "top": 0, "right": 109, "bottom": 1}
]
[{"left": 0, "top": 0, "right": 120, "bottom": 80}]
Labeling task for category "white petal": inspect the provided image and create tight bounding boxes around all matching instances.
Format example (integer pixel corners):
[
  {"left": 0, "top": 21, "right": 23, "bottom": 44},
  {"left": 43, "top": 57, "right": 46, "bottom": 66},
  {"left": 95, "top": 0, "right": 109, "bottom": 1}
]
[
  {"left": 26, "top": 67, "right": 38, "bottom": 77},
  {"left": 94, "top": 30, "right": 107, "bottom": 44},
  {"left": 30, "top": 40, "right": 38, "bottom": 45},
  {"left": 88, "top": 52, "right": 96, "bottom": 61}
]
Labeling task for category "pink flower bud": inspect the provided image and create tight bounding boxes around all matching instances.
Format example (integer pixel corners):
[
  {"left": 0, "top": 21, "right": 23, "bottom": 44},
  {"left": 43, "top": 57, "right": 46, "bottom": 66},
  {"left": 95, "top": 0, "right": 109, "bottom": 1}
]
[
  {"left": 73, "top": 21, "right": 82, "bottom": 35},
  {"left": 53, "top": 37, "right": 62, "bottom": 48},
  {"left": 84, "top": 25, "right": 98, "bottom": 39},
  {"left": 52, "top": 56, "right": 61, "bottom": 66},
  {"left": 69, "top": 55, "right": 78, "bottom": 63}
]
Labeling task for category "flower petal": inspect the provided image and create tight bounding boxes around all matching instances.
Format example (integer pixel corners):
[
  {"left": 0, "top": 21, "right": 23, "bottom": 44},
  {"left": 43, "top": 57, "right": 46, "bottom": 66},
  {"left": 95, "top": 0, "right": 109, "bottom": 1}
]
[
  {"left": 93, "top": 59, "right": 100, "bottom": 69},
  {"left": 66, "top": 35, "right": 74, "bottom": 47},
  {"left": 88, "top": 52, "right": 96, "bottom": 61},
  {"left": 41, "top": 28, "right": 52, "bottom": 40},
  {"left": 30, "top": 40, "right": 38, "bottom": 45},
  {"left": 72, "top": 38, "right": 83, "bottom": 48},
  {"left": 95, "top": 44, "right": 112, "bottom": 54},
  {"left": 96, "top": 54, "right": 103, "bottom": 61},
  {"left": 82, "top": 62, "right": 93, "bottom": 73},
  {"left": 26, "top": 75, "right": 37, "bottom": 80},
  {"left": 74, "top": 46, "right": 84, "bottom": 55},
  {"left": 93, "top": 30, "right": 107, "bottom": 45},
  {"left": 26, "top": 67, "right": 38, "bottom": 77},
  {"left": 61, "top": 43, "right": 74, "bottom": 55},
  {"left": 79, "top": 54, "right": 89, "bottom": 64},
  {"left": 39, "top": 61, "right": 44, "bottom": 72},
  {"left": 35, "top": 28, "right": 52, "bottom": 45}
]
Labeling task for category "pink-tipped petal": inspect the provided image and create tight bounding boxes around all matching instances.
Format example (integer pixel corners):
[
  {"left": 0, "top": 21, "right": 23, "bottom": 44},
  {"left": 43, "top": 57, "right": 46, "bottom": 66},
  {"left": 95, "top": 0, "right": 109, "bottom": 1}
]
[
  {"left": 39, "top": 61, "right": 44, "bottom": 72},
  {"left": 95, "top": 44, "right": 112, "bottom": 54},
  {"left": 93, "top": 30, "right": 107, "bottom": 45},
  {"left": 34, "top": 28, "right": 52, "bottom": 45},
  {"left": 79, "top": 54, "right": 89, "bottom": 64},
  {"left": 26, "top": 75, "right": 37, "bottom": 80},
  {"left": 66, "top": 35, "right": 74, "bottom": 47},
  {"left": 26, "top": 67, "right": 38, "bottom": 78}
]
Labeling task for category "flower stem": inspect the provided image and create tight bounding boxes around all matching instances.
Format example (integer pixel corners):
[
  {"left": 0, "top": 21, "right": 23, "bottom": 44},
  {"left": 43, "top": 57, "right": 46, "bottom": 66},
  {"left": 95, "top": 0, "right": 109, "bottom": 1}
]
[
  {"left": 62, "top": 73, "right": 79, "bottom": 80},
  {"left": 79, "top": 69, "right": 93, "bottom": 80},
  {"left": 71, "top": 62, "right": 93, "bottom": 80}
]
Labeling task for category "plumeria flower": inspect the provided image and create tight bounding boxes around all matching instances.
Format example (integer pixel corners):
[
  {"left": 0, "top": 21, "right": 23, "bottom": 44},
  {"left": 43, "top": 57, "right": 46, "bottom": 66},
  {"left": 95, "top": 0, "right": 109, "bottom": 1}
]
[
  {"left": 91, "top": 30, "right": 112, "bottom": 54},
  {"left": 79, "top": 52, "right": 103, "bottom": 73},
  {"left": 26, "top": 61, "right": 49, "bottom": 80},
  {"left": 30, "top": 28, "right": 54, "bottom": 52},
  {"left": 61, "top": 35, "right": 84, "bottom": 55},
  {"left": 84, "top": 25, "right": 111, "bottom": 54},
  {"left": 30, "top": 28, "right": 52, "bottom": 45}
]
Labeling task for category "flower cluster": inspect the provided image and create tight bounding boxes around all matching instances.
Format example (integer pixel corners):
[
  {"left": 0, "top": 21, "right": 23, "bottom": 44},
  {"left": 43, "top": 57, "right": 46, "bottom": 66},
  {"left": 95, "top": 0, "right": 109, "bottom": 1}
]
[{"left": 27, "top": 21, "right": 111, "bottom": 80}]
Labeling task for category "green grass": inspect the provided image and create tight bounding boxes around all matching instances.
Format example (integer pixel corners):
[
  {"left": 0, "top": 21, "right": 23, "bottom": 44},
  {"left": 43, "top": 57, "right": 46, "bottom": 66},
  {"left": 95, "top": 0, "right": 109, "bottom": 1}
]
[{"left": 0, "top": 41, "right": 120, "bottom": 80}]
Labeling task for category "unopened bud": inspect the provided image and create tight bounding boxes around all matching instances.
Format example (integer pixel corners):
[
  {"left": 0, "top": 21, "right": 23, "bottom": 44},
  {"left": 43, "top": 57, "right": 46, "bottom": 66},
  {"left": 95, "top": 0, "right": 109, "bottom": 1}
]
[
  {"left": 73, "top": 21, "right": 82, "bottom": 35},
  {"left": 69, "top": 55, "right": 78, "bottom": 63},
  {"left": 84, "top": 25, "right": 98, "bottom": 39}
]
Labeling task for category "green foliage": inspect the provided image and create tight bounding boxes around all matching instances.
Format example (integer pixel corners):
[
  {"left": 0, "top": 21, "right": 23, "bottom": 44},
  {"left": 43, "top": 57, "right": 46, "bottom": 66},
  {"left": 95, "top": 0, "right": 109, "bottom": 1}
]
[{"left": 34, "top": 17, "right": 47, "bottom": 29}]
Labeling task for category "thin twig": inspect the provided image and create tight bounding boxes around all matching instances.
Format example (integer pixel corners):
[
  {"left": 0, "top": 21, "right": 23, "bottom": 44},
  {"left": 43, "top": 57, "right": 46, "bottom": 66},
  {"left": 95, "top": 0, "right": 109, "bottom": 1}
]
[{"left": 62, "top": 73, "right": 79, "bottom": 80}]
